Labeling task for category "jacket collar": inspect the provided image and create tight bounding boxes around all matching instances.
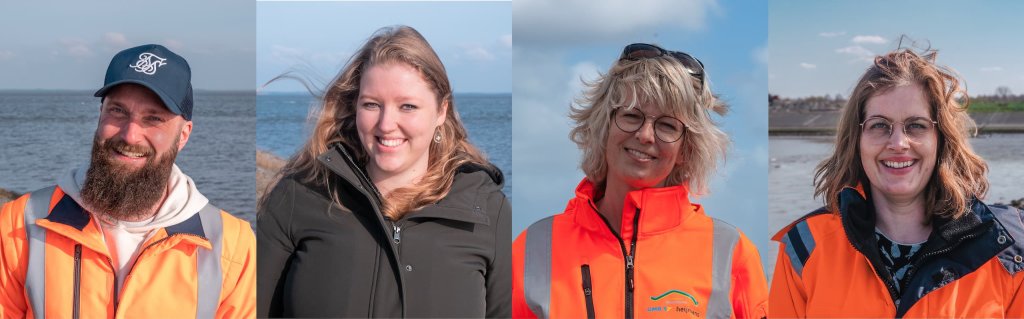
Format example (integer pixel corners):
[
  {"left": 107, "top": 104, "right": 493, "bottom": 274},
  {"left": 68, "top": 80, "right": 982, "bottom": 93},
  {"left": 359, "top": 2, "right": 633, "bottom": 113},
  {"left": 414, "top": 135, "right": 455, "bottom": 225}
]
[
  {"left": 318, "top": 144, "right": 493, "bottom": 225},
  {"left": 570, "top": 178, "right": 698, "bottom": 237},
  {"left": 36, "top": 187, "right": 213, "bottom": 258},
  {"left": 837, "top": 185, "right": 997, "bottom": 252}
]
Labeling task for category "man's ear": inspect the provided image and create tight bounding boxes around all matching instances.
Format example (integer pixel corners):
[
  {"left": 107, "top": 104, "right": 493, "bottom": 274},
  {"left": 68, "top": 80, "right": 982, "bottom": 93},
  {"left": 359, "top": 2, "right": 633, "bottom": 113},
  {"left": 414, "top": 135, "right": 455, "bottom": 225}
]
[{"left": 177, "top": 120, "right": 193, "bottom": 151}]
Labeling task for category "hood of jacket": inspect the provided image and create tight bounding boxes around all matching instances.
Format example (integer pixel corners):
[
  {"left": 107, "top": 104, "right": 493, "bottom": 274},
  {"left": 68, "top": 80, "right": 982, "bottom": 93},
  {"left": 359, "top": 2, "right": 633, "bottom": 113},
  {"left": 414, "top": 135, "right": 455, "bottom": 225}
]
[{"left": 56, "top": 162, "right": 210, "bottom": 234}]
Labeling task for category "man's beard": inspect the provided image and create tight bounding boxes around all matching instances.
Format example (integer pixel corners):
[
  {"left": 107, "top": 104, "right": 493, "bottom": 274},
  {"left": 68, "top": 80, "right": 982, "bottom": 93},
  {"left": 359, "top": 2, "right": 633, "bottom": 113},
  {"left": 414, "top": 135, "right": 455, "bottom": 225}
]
[{"left": 81, "top": 134, "right": 179, "bottom": 222}]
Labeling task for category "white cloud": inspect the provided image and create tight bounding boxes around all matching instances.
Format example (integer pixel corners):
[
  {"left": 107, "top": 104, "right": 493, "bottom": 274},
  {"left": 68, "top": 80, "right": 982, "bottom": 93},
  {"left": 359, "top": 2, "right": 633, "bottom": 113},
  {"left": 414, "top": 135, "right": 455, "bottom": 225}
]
[
  {"left": 271, "top": 45, "right": 303, "bottom": 61},
  {"left": 0, "top": 50, "right": 14, "bottom": 60},
  {"left": 980, "top": 66, "right": 1003, "bottom": 72},
  {"left": 104, "top": 32, "right": 129, "bottom": 47},
  {"left": 819, "top": 31, "right": 846, "bottom": 38},
  {"left": 59, "top": 38, "right": 92, "bottom": 57},
  {"left": 514, "top": 0, "right": 718, "bottom": 45},
  {"left": 851, "top": 35, "right": 886, "bottom": 44},
  {"left": 501, "top": 34, "right": 512, "bottom": 48},
  {"left": 836, "top": 45, "right": 874, "bottom": 62},
  {"left": 800, "top": 62, "right": 816, "bottom": 69},
  {"left": 464, "top": 45, "right": 496, "bottom": 62}
]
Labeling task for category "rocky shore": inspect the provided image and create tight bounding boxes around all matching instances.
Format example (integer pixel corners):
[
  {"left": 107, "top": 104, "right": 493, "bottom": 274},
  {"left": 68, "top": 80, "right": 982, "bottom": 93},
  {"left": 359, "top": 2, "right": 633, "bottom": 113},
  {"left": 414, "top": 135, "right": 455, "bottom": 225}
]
[{"left": 257, "top": 150, "right": 287, "bottom": 202}]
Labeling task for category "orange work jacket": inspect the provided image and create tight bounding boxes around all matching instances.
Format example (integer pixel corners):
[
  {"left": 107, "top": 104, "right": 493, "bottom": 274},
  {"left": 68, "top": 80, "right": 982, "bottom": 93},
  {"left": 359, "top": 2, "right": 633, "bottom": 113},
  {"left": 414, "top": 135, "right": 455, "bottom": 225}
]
[
  {"left": 0, "top": 186, "right": 256, "bottom": 318},
  {"left": 513, "top": 179, "right": 768, "bottom": 318},
  {"left": 770, "top": 187, "right": 1024, "bottom": 318}
]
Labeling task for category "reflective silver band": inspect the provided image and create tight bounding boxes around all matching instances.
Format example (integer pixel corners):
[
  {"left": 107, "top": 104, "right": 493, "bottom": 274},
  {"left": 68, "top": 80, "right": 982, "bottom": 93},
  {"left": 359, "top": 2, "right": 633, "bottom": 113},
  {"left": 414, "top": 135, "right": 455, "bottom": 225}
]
[
  {"left": 24, "top": 186, "right": 56, "bottom": 319},
  {"left": 708, "top": 219, "right": 739, "bottom": 319},
  {"left": 196, "top": 204, "right": 224, "bottom": 319},
  {"left": 523, "top": 216, "right": 554, "bottom": 319}
]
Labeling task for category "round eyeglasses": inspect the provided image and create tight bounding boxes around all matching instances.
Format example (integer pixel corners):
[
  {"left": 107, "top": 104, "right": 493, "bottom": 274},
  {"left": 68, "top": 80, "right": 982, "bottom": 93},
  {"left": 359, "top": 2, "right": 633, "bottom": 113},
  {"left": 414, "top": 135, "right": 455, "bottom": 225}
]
[
  {"left": 859, "top": 116, "right": 938, "bottom": 143},
  {"left": 611, "top": 107, "right": 687, "bottom": 143}
]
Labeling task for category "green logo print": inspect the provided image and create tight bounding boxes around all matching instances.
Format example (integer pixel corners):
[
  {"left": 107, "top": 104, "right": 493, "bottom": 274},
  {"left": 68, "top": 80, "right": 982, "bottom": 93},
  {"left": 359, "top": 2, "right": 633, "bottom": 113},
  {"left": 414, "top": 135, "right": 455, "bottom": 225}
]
[{"left": 650, "top": 290, "right": 698, "bottom": 305}]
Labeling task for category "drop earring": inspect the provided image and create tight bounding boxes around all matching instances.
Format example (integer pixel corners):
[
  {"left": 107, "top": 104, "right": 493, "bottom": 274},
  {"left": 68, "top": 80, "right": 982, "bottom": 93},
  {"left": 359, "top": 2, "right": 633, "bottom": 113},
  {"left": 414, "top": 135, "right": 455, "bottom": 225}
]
[{"left": 434, "top": 131, "right": 442, "bottom": 143}]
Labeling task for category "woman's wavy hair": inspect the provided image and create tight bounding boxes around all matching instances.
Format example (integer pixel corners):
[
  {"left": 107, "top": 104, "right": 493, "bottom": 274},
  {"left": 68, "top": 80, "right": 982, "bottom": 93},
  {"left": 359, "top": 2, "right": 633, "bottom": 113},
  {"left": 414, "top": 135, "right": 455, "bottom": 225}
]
[
  {"left": 569, "top": 46, "right": 729, "bottom": 195},
  {"left": 266, "top": 25, "right": 488, "bottom": 220},
  {"left": 814, "top": 45, "right": 988, "bottom": 219}
]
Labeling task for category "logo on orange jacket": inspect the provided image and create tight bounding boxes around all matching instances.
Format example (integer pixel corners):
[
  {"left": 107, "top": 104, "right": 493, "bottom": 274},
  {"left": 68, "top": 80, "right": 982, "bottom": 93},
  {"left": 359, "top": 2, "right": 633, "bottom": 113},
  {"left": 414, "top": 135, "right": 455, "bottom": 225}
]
[{"left": 647, "top": 289, "right": 702, "bottom": 317}]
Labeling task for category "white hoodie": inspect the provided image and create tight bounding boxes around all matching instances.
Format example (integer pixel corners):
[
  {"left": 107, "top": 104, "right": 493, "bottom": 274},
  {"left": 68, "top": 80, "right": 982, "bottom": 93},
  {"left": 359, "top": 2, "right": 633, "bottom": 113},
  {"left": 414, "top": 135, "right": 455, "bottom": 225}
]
[{"left": 57, "top": 163, "right": 209, "bottom": 296}]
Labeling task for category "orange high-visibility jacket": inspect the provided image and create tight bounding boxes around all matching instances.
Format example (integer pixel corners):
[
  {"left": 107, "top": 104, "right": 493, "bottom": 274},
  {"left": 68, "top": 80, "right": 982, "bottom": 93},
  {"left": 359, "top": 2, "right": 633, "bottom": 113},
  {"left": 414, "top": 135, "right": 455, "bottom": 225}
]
[
  {"left": 513, "top": 179, "right": 768, "bottom": 319},
  {"left": 770, "top": 187, "right": 1024, "bottom": 318},
  {"left": 0, "top": 186, "right": 256, "bottom": 318}
]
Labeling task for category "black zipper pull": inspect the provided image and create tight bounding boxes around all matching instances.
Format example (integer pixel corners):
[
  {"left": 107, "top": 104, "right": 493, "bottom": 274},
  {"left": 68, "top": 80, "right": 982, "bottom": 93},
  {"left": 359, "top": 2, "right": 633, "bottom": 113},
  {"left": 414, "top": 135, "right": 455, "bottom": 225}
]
[{"left": 393, "top": 224, "right": 402, "bottom": 244}]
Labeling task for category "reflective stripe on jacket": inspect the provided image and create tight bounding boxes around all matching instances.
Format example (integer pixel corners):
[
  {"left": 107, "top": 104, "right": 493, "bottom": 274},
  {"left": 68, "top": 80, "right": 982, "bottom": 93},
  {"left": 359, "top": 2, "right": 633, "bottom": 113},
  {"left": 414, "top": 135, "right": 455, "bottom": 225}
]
[
  {"left": 769, "top": 187, "right": 1024, "bottom": 318},
  {"left": 512, "top": 179, "right": 768, "bottom": 319},
  {"left": 0, "top": 185, "right": 256, "bottom": 318}
]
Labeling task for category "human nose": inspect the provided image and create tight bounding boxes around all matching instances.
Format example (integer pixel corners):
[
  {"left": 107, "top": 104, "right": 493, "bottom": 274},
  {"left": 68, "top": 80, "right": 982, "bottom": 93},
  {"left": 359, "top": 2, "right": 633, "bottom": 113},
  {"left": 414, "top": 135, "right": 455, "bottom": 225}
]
[
  {"left": 634, "top": 119, "right": 656, "bottom": 144},
  {"left": 886, "top": 123, "right": 910, "bottom": 150},
  {"left": 376, "top": 106, "right": 399, "bottom": 132},
  {"left": 118, "top": 118, "right": 146, "bottom": 145}
]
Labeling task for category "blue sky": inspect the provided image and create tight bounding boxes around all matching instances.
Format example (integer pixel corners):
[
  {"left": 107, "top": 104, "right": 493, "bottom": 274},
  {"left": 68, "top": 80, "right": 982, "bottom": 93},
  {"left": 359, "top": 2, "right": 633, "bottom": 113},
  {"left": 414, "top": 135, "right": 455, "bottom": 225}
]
[
  {"left": 257, "top": 2, "right": 511, "bottom": 93},
  {"left": 513, "top": 0, "right": 771, "bottom": 269},
  {"left": 771, "top": 1, "right": 1024, "bottom": 98},
  {"left": 0, "top": 0, "right": 254, "bottom": 91}
]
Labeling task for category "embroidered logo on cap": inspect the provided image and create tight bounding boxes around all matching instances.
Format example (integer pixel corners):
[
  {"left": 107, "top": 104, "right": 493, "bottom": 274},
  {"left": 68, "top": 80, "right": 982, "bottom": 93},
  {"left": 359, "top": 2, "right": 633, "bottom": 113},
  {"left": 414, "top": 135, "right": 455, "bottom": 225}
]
[{"left": 128, "top": 52, "right": 167, "bottom": 75}]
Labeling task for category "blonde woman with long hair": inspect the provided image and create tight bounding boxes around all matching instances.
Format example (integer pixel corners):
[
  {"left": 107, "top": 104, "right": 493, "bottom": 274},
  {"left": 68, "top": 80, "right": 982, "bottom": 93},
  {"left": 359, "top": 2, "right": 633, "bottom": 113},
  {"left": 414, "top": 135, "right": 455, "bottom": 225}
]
[{"left": 257, "top": 25, "right": 511, "bottom": 318}]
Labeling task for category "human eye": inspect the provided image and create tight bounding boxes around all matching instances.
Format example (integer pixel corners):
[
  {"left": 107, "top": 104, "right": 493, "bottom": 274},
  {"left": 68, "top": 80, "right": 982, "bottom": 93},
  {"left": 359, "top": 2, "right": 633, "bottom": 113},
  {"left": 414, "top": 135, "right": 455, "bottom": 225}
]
[
  {"left": 905, "top": 119, "right": 933, "bottom": 135},
  {"left": 618, "top": 109, "right": 644, "bottom": 123},
  {"left": 360, "top": 102, "right": 380, "bottom": 110},
  {"left": 400, "top": 104, "right": 418, "bottom": 111},
  {"left": 867, "top": 119, "right": 891, "bottom": 130},
  {"left": 655, "top": 118, "right": 683, "bottom": 134}
]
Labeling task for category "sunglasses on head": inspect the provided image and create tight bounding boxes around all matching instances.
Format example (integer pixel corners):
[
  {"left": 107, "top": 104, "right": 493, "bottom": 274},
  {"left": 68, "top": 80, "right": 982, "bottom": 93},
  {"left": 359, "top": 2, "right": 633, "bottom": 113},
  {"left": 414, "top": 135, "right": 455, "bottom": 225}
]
[{"left": 619, "top": 43, "right": 705, "bottom": 90}]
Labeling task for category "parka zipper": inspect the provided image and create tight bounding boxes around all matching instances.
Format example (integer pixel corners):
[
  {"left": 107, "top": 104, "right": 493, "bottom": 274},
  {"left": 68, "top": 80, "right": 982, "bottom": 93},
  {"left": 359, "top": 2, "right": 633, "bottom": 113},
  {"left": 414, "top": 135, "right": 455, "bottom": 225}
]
[
  {"left": 73, "top": 244, "right": 82, "bottom": 319},
  {"left": 332, "top": 144, "right": 408, "bottom": 317},
  {"left": 581, "top": 264, "right": 596, "bottom": 319},
  {"left": 393, "top": 224, "right": 402, "bottom": 244},
  {"left": 590, "top": 202, "right": 641, "bottom": 319},
  {"left": 893, "top": 224, "right": 990, "bottom": 316}
]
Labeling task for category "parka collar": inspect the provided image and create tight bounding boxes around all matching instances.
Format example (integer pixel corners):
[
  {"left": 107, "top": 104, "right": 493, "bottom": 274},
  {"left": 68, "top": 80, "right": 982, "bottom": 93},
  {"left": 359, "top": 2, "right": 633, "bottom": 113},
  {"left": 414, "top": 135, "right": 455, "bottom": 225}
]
[
  {"left": 570, "top": 178, "right": 698, "bottom": 238},
  {"left": 317, "top": 144, "right": 497, "bottom": 225},
  {"left": 837, "top": 186, "right": 995, "bottom": 252}
]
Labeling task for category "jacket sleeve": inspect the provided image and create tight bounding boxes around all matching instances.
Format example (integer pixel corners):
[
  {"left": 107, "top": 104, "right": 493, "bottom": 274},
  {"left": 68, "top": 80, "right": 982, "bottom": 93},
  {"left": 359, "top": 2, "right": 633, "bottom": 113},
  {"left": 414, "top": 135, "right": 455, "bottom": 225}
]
[
  {"left": 769, "top": 241, "right": 807, "bottom": 318},
  {"left": 511, "top": 228, "right": 535, "bottom": 319},
  {"left": 256, "top": 179, "right": 298, "bottom": 317},
  {"left": 217, "top": 215, "right": 257, "bottom": 318},
  {"left": 731, "top": 231, "right": 768, "bottom": 319},
  {"left": 0, "top": 198, "right": 27, "bottom": 318},
  {"left": 1008, "top": 269, "right": 1024, "bottom": 317},
  {"left": 486, "top": 194, "right": 512, "bottom": 318}
]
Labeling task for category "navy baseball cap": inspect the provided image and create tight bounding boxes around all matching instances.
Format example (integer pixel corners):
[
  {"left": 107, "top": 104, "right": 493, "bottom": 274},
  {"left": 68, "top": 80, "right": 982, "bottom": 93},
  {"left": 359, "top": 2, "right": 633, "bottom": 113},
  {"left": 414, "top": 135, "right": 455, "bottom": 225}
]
[{"left": 94, "top": 44, "right": 194, "bottom": 120}]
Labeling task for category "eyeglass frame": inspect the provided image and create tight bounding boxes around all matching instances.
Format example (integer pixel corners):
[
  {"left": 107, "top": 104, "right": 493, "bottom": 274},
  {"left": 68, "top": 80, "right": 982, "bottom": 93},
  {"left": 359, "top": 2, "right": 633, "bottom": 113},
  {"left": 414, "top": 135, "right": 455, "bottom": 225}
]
[
  {"left": 858, "top": 116, "right": 939, "bottom": 143},
  {"left": 610, "top": 106, "right": 688, "bottom": 143},
  {"left": 619, "top": 43, "right": 706, "bottom": 91}
]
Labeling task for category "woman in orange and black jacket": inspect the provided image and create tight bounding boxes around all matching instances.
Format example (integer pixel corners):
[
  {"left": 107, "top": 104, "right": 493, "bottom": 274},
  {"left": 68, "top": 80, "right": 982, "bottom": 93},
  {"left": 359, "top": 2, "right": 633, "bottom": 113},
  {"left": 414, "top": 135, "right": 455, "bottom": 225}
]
[
  {"left": 512, "top": 43, "right": 769, "bottom": 319},
  {"left": 770, "top": 47, "right": 1024, "bottom": 318}
]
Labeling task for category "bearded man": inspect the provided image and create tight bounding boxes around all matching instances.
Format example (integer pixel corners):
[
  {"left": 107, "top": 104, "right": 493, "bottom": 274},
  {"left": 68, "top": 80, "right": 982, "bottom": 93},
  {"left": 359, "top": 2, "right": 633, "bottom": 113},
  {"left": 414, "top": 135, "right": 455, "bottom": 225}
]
[{"left": 0, "top": 44, "right": 255, "bottom": 318}]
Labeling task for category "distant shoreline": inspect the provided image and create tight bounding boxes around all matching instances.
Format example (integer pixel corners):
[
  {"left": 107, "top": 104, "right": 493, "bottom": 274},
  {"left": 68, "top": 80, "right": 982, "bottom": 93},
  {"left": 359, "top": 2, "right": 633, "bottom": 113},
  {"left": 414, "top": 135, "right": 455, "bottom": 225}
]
[{"left": 770, "top": 110, "right": 1024, "bottom": 135}]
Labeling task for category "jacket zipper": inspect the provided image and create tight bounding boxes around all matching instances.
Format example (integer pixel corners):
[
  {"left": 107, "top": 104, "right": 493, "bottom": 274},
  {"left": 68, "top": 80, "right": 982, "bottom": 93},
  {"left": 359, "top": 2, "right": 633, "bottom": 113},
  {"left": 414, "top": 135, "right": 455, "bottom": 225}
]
[
  {"left": 591, "top": 202, "right": 641, "bottom": 319},
  {"left": 73, "top": 244, "right": 82, "bottom": 319},
  {"left": 581, "top": 264, "right": 596, "bottom": 319},
  {"left": 333, "top": 145, "right": 408, "bottom": 317},
  {"left": 893, "top": 225, "right": 989, "bottom": 316}
]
